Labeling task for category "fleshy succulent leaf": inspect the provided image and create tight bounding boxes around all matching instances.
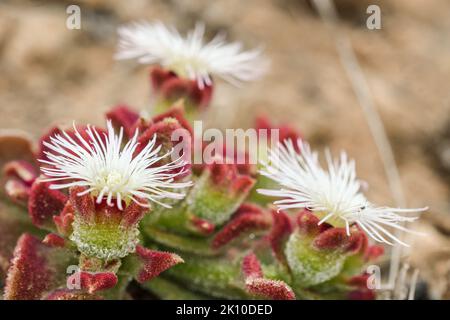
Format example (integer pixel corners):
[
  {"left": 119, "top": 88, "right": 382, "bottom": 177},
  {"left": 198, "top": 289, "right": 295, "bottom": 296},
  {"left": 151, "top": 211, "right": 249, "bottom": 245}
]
[
  {"left": 28, "top": 179, "right": 67, "bottom": 229},
  {"left": 268, "top": 210, "right": 292, "bottom": 263},
  {"left": 4, "top": 179, "right": 30, "bottom": 205},
  {"left": 53, "top": 201, "right": 75, "bottom": 236},
  {"left": 44, "top": 289, "right": 103, "bottom": 300},
  {"left": 365, "top": 245, "right": 384, "bottom": 262},
  {"left": 245, "top": 277, "right": 296, "bottom": 300},
  {"left": 42, "top": 233, "right": 67, "bottom": 248},
  {"left": 211, "top": 205, "right": 271, "bottom": 249},
  {"left": 241, "top": 252, "right": 295, "bottom": 300},
  {"left": 150, "top": 67, "right": 213, "bottom": 111},
  {"left": 0, "top": 202, "right": 43, "bottom": 281},
  {"left": 313, "top": 228, "right": 352, "bottom": 251},
  {"left": 67, "top": 271, "right": 118, "bottom": 294},
  {"left": 188, "top": 215, "right": 216, "bottom": 235},
  {"left": 136, "top": 117, "right": 192, "bottom": 179},
  {"left": 4, "top": 234, "right": 77, "bottom": 300},
  {"left": 129, "top": 245, "right": 184, "bottom": 283},
  {"left": 242, "top": 253, "right": 263, "bottom": 278},
  {"left": 151, "top": 104, "right": 193, "bottom": 135},
  {"left": 3, "top": 160, "right": 37, "bottom": 185},
  {"left": 106, "top": 105, "right": 141, "bottom": 138},
  {"left": 3, "top": 160, "right": 37, "bottom": 204}
]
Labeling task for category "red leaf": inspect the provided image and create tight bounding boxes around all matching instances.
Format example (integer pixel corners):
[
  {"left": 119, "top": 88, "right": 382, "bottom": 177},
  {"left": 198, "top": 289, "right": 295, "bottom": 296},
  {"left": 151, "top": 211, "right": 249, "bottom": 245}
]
[
  {"left": 37, "top": 125, "right": 107, "bottom": 163},
  {"left": 242, "top": 253, "right": 263, "bottom": 278},
  {"left": 242, "top": 251, "right": 296, "bottom": 300},
  {"left": 106, "top": 105, "right": 141, "bottom": 138},
  {"left": 70, "top": 186, "right": 95, "bottom": 221},
  {"left": 212, "top": 209, "right": 270, "bottom": 249},
  {"left": 159, "top": 76, "right": 213, "bottom": 110},
  {"left": 312, "top": 227, "right": 349, "bottom": 250},
  {"left": 2, "top": 160, "right": 37, "bottom": 204},
  {"left": 189, "top": 215, "right": 215, "bottom": 235},
  {"left": 296, "top": 209, "right": 321, "bottom": 235},
  {"left": 0, "top": 202, "right": 39, "bottom": 280},
  {"left": 344, "top": 231, "right": 365, "bottom": 254},
  {"left": 160, "top": 77, "right": 192, "bottom": 102},
  {"left": 4, "top": 179, "right": 30, "bottom": 205},
  {"left": 152, "top": 104, "right": 193, "bottom": 135},
  {"left": 42, "top": 234, "right": 66, "bottom": 248},
  {"left": 121, "top": 198, "right": 148, "bottom": 227},
  {"left": 135, "top": 118, "right": 192, "bottom": 179},
  {"left": 28, "top": 180, "right": 67, "bottom": 228},
  {"left": 208, "top": 162, "right": 255, "bottom": 196},
  {"left": 67, "top": 271, "right": 118, "bottom": 294},
  {"left": 45, "top": 289, "right": 103, "bottom": 300},
  {"left": 347, "top": 274, "right": 370, "bottom": 288},
  {"left": 53, "top": 201, "right": 75, "bottom": 236},
  {"left": 255, "top": 116, "right": 302, "bottom": 149},
  {"left": 3, "top": 160, "right": 37, "bottom": 185},
  {"left": 4, "top": 234, "right": 52, "bottom": 300},
  {"left": 268, "top": 210, "right": 292, "bottom": 262},
  {"left": 150, "top": 67, "right": 177, "bottom": 91},
  {"left": 189, "top": 81, "right": 213, "bottom": 110},
  {"left": 348, "top": 289, "right": 376, "bottom": 300},
  {"left": 365, "top": 245, "right": 384, "bottom": 261},
  {"left": 134, "top": 246, "right": 184, "bottom": 283},
  {"left": 245, "top": 278, "right": 296, "bottom": 300}
]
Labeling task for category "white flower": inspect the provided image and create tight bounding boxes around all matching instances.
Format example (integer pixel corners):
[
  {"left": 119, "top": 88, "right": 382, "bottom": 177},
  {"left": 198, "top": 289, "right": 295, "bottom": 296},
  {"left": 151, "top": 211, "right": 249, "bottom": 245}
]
[
  {"left": 257, "top": 139, "right": 427, "bottom": 246},
  {"left": 39, "top": 121, "right": 192, "bottom": 210},
  {"left": 115, "top": 21, "right": 268, "bottom": 88}
]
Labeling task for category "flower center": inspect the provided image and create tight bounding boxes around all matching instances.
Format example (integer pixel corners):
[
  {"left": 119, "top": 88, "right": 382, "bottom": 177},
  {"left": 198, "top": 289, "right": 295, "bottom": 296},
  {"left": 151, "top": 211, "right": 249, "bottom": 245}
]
[
  {"left": 106, "top": 171, "right": 123, "bottom": 189},
  {"left": 95, "top": 170, "right": 126, "bottom": 193}
]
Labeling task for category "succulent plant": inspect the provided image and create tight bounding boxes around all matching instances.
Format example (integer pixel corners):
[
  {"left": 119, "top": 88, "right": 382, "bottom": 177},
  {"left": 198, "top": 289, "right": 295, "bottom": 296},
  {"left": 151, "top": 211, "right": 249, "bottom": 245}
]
[
  {"left": 0, "top": 20, "right": 424, "bottom": 300},
  {"left": 0, "top": 115, "right": 190, "bottom": 300}
]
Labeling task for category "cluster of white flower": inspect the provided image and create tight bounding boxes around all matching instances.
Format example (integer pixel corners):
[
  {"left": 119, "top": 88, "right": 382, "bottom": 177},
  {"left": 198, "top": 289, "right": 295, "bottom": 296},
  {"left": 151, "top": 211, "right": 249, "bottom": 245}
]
[{"left": 39, "top": 20, "right": 426, "bottom": 247}]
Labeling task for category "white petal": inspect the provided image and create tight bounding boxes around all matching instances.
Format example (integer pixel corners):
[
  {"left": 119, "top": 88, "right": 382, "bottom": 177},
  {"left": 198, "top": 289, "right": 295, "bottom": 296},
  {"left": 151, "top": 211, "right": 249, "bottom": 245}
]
[
  {"left": 257, "top": 139, "right": 427, "bottom": 246},
  {"left": 39, "top": 120, "right": 192, "bottom": 209}
]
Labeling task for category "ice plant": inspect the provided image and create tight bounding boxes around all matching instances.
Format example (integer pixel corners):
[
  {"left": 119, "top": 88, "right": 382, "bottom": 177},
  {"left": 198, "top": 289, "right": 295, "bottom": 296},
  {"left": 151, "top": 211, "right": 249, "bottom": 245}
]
[
  {"left": 0, "top": 115, "right": 193, "bottom": 299},
  {"left": 103, "top": 105, "right": 382, "bottom": 299},
  {"left": 0, "top": 15, "right": 430, "bottom": 300},
  {"left": 0, "top": 104, "right": 388, "bottom": 299},
  {"left": 257, "top": 139, "right": 427, "bottom": 246},
  {"left": 0, "top": 17, "right": 425, "bottom": 298}
]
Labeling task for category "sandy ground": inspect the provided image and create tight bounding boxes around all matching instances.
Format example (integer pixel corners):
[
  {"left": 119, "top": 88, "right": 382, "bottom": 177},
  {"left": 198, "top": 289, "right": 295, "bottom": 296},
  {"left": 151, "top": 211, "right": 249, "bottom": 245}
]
[{"left": 0, "top": 0, "right": 449, "bottom": 298}]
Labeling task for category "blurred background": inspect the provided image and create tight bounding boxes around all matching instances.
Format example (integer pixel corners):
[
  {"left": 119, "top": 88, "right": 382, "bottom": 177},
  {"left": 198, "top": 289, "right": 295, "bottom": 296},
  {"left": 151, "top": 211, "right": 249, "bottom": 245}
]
[{"left": 0, "top": 0, "right": 449, "bottom": 298}]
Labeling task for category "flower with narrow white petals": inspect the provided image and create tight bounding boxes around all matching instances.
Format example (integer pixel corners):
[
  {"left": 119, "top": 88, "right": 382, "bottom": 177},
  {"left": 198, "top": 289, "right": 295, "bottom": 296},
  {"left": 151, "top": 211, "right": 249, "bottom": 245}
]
[
  {"left": 115, "top": 21, "right": 268, "bottom": 88},
  {"left": 257, "top": 139, "right": 427, "bottom": 246},
  {"left": 39, "top": 121, "right": 192, "bottom": 210}
]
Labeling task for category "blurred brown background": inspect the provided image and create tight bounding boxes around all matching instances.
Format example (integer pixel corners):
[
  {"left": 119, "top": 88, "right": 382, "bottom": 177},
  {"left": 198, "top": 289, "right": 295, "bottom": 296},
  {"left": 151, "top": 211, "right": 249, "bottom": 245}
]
[{"left": 0, "top": 0, "right": 449, "bottom": 298}]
